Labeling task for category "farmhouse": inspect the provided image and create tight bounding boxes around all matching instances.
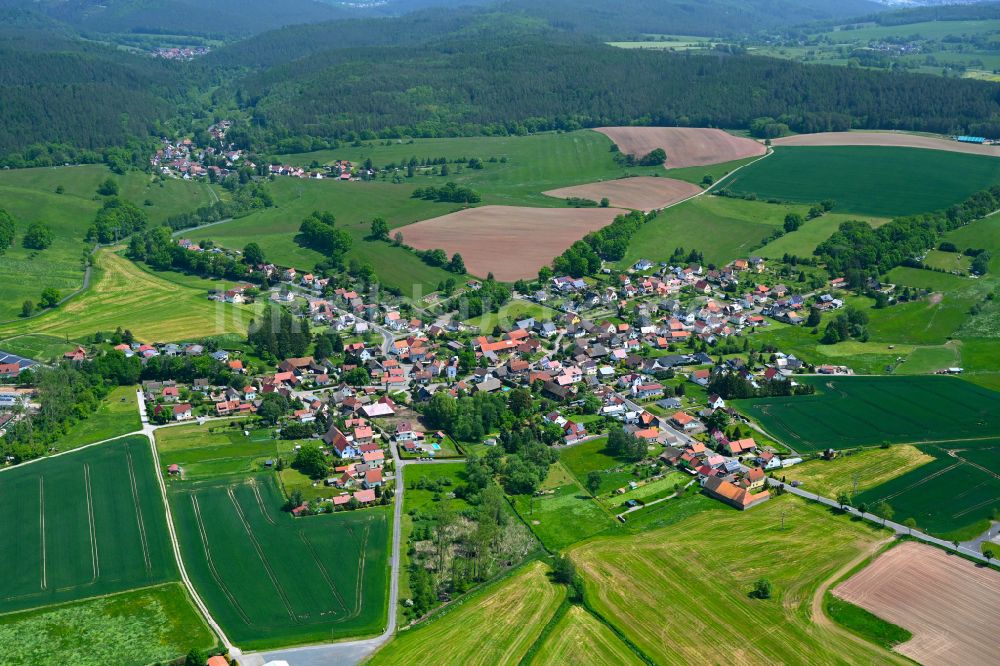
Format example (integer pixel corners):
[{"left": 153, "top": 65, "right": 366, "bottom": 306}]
[{"left": 702, "top": 476, "right": 770, "bottom": 510}]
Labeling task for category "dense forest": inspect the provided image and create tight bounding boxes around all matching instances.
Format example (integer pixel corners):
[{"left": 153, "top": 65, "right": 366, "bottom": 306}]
[{"left": 2, "top": 3, "right": 1000, "bottom": 163}]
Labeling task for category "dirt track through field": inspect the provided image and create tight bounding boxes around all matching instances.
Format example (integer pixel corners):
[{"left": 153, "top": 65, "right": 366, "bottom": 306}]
[
  {"left": 774, "top": 132, "right": 1000, "bottom": 157},
  {"left": 543, "top": 176, "right": 701, "bottom": 212},
  {"left": 595, "top": 127, "right": 765, "bottom": 168},
  {"left": 833, "top": 541, "right": 1000, "bottom": 666},
  {"left": 399, "top": 205, "right": 623, "bottom": 280}
]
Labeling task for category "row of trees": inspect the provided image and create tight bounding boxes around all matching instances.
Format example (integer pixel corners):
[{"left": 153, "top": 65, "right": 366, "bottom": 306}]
[
  {"left": 816, "top": 184, "right": 1000, "bottom": 279},
  {"left": 707, "top": 370, "right": 816, "bottom": 400},
  {"left": 128, "top": 227, "right": 254, "bottom": 282},
  {"left": 550, "top": 210, "right": 651, "bottom": 277},
  {"left": 411, "top": 182, "right": 481, "bottom": 204}
]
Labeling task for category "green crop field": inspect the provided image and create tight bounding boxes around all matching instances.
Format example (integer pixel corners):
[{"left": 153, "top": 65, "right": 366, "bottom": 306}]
[
  {"left": 0, "top": 582, "right": 216, "bottom": 666},
  {"left": 529, "top": 605, "right": 642, "bottom": 666},
  {"left": 0, "top": 249, "right": 257, "bottom": 343},
  {"left": 738, "top": 376, "right": 1000, "bottom": 452},
  {"left": 0, "top": 436, "right": 177, "bottom": 614},
  {"left": 0, "top": 165, "right": 217, "bottom": 320},
  {"left": 372, "top": 561, "right": 565, "bottom": 665},
  {"left": 723, "top": 146, "right": 1000, "bottom": 216},
  {"left": 855, "top": 441, "right": 1000, "bottom": 541},
  {"left": 168, "top": 475, "right": 389, "bottom": 650},
  {"left": 621, "top": 195, "right": 805, "bottom": 267},
  {"left": 57, "top": 386, "right": 142, "bottom": 452},
  {"left": 572, "top": 496, "right": 902, "bottom": 665},
  {"left": 156, "top": 422, "right": 286, "bottom": 480}
]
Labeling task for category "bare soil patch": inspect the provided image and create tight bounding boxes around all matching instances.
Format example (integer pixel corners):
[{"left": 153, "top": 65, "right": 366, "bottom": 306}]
[
  {"left": 595, "top": 127, "right": 765, "bottom": 168},
  {"left": 833, "top": 541, "right": 1000, "bottom": 666},
  {"left": 544, "top": 176, "right": 701, "bottom": 212},
  {"left": 398, "top": 206, "right": 622, "bottom": 281},
  {"left": 774, "top": 132, "right": 1000, "bottom": 157}
]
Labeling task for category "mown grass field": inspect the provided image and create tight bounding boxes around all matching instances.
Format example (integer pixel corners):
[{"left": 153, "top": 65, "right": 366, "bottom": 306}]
[
  {"left": 0, "top": 165, "right": 216, "bottom": 320},
  {"left": 463, "top": 299, "right": 559, "bottom": 332},
  {"left": 0, "top": 582, "right": 216, "bottom": 666},
  {"left": 855, "top": 441, "right": 1000, "bottom": 541},
  {"left": 168, "top": 475, "right": 389, "bottom": 650},
  {"left": 572, "top": 496, "right": 901, "bottom": 665},
  {"left": 156, "top": 422, "right": 285, "bottom": 480},
  {"left": 620, "top": 195, "right": 807, "bottom": 267},
  {"left": 57, "top": 386, "right": 142, "bottom": 452},
  {"left": 0, "top": 333, "right": 77, "bottom": 362},
  {"left": 510, "top": 474, "right": 616, "bottom": 551},
  {"left": 560, "top": 437, "right": 635, "bottom": 496},
  {"left": 529, "top": 605, "right": 642, "bottom": 666},
  {"left": 759, "top": 212, "right": 889, "bottom": 258},
  {"left": 783, "top": 445, "right": 934, "bottom": 498},
  {"left": 738, "top": 376, "right": 1000, "bottom": 452},
  {"left": 372, "top": 561, "right": 565, "bottom": 665},
  {"left": 0, "top": 436, "right": 177, "bottom": 614},
  {"left": 0, "top": 249, "right": 257, "bottom": 343},
  {"left": 724, "top": 146, "right": 1000, "bottom": 216}
]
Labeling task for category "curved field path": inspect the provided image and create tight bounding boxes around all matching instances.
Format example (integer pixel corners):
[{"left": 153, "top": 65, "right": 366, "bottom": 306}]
[
  {"left": 774, "top": 132, "right": 1000, "bottom": 157},
  {"left": 595, "top": 127, "right": 765, "bottom": 168},
  {"left": 544, "top": 176, "right": 701, "bottom": 212},
  {"left": 399, "top": 205, "right": 623, "bottom": 281}
]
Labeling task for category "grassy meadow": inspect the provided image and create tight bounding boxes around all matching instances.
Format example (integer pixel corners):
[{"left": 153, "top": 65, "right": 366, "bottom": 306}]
[
  {"left": 571, "top": 496, "right": 903, "bottom": 665},
  {"left": 737, "top": 375, "right": 1000, "bottom": 452},
  {"left": 168, "top": 475, "right": 389, "bottom": 650},
  {"left": 0, "top": 583, "right": 216, "bottom": 666},
  {"left": 371, "top": 561, "right": 565, "bottom": 665},
  {"left": 0, "top": 436, "right": 178, "bottom": 614},
  {"left": 463, "top": 299, "right": 559, "bottom": 332},
  {"left": 57, "top": 386, "right": 142, "bottom": 452},
  {"left": 0, "top": 249, "right": 257, "bottom": 343},
  {"left": 724, "top": 146, "right": 1000, "bottom": 216},
  {"left": 0, "top": 165, "right": 217, "bottom": 320},
  {"left": 510, "top": 470, "right": 616, "bottom": 551},
  {"left": 782, "top": 445, "right": 934, "bottom": 498},
  {"left": 156, "top": 422, "right": 285, "bottom": 480}
]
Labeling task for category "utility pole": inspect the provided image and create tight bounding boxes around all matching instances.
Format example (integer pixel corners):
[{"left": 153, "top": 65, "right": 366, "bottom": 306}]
[
  {"left": 781, "top": 509, "right": 786, "bottom": 531},
  {"left": 852, "top": 473, "right": 860, "bottom": 498}
]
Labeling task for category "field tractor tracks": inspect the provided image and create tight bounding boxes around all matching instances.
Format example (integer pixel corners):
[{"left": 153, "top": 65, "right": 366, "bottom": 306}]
[
  {"left": 83, "top": 464, "right": 100, "bottom": 582},
  {"left": 125, "top": 444, "right": 153, "bottom": 573},
  {"left": 879, "top": 462, "right": 961, "bottom": 502},
  {"left": 227, "top": 486, "right": 298, "bottom": 623},
  {"left": 38, "top": 477, "right": 46, "bottom": 591},
  {"left": 298, "top": 531, "right": 349, "bottom": 615},
  {"left": 192, "top": 494, "right": 251, "bottom": 625},
  {"left": 250, "top": 478, "right": 277, "bottom": 526}
]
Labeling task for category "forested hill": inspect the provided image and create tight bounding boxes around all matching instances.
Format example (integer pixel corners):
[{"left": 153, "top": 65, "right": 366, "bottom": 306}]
[
  {"left": 496, "top": 0, "right": 884, "bottom": 38},
  {"left": 0, "top": 29, "right": 183, "bottom": 161},
  {"left": 0, "top": 0, "right": 350, "bottom": 39},
  {"left": 231, "top": 36, "right": 1000, "bottom": 149}
]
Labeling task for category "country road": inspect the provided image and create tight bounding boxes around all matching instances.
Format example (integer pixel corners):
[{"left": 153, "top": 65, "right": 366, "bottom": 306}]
[{"left": 768, "top": 478, "right": 993, "bottom": 565}]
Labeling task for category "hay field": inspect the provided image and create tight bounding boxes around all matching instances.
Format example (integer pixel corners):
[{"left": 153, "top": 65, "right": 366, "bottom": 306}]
[
  {"left": 543, "top": 176, "right": 701, "bottom": 211},
  {"left": 0, "top": 249, "right": 257, "bottom": 343},
  {"left": 774, "top": 132, "right": 1000, "bottom": 158},
  {"left": 371, "top": 561, "right": 565, "bottom": 665},
  {"left": 784, "top": 446, "right": 934, "bottom": 499},
  {"left": 529, "top": 605, "right": 642, "bottom": 666},
  {"left": 168, "top": 475, "right": 389, "bottom": 650},
  {"left": 595, "top": 127, "right": 765, "bottom": 167},
  {"left": 0, "top": 436, "right": 177, "bottom": 614},
  {"left": 737, "top": 376, "right": 1000, "bottom": 452},
  {"left": 156, "top": 423, "right": 284, "bottom": 480},
  {"left": 834, "top": 542, "right": 1000, "bottom": 666},
  {"left": 398, "top": 206, "right": 622, "bottom": 281},
  {"left": 572, "top": 497, "right": 902, "bottom": 665}
]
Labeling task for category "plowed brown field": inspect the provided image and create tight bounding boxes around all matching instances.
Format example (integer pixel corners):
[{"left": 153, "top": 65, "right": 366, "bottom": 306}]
[
  {"left": 774, "top": 132, "right": 1000, "bottom": 157},
  {"left": 398, "top": 205, "right": 622, "bottom": 280},
  {"left": 595, "top": 127, "right": 765, "bottom": 168},
  {"left": 544, "top": 176, "right": 701, "bottom": 212},
  {"left": 833, "top": 541, "right": 1000, "bottom": 666}
]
